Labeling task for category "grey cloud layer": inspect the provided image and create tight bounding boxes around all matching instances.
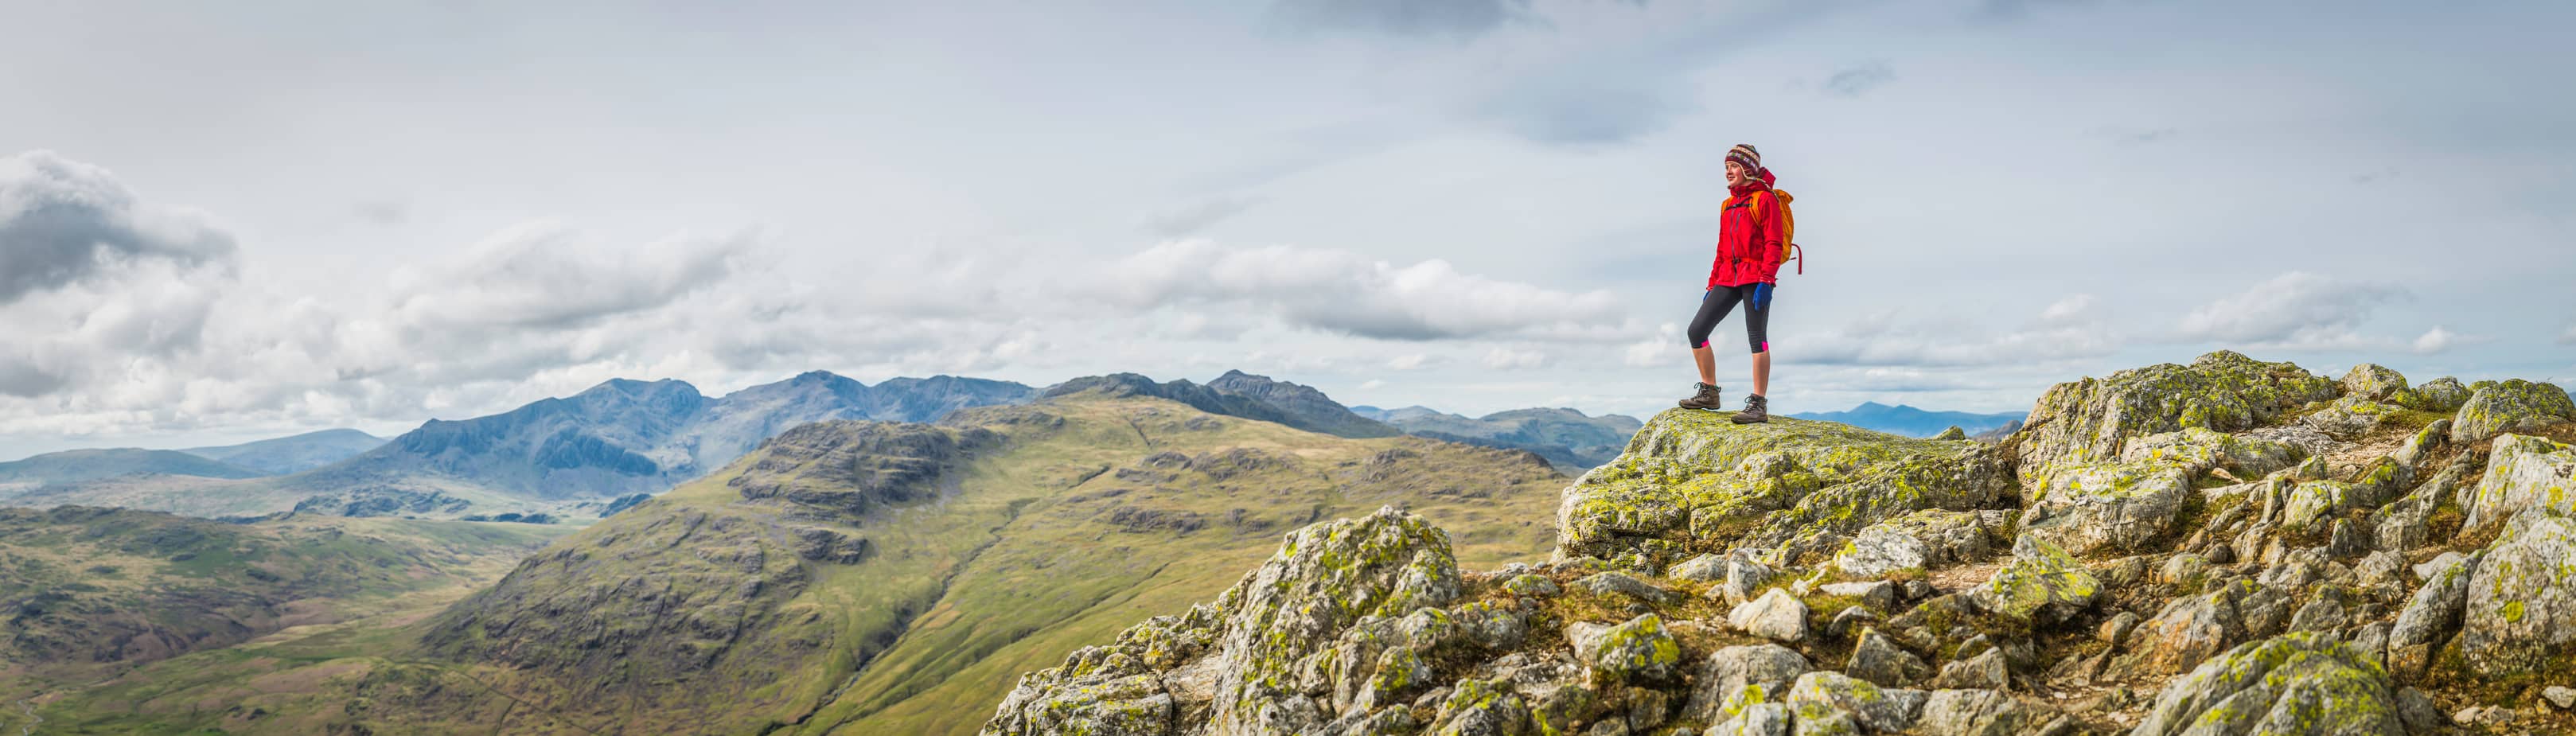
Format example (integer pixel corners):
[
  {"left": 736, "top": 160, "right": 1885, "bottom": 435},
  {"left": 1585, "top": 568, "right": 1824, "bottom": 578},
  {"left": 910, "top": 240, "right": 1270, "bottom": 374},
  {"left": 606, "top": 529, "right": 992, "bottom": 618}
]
[{"left": 0, "top": 151, "right": 234, "bottom": 303}]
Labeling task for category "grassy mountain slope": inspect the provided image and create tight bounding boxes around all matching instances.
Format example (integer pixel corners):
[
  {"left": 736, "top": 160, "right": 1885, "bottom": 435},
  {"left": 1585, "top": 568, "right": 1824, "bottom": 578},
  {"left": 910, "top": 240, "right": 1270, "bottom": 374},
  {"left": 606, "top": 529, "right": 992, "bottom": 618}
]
[
  {"left": 0, "top": 449, "right": 266, "bottom": 492},
  {"left": 1355, "top": 405, "right": 1644, "bottom": 470},
  {"left": 21, "top": 389, "right": 1565, "bottom": 735},
  {"left": 14, "top": 372, "right": 1038, "bottom": 521},
  {"left": 181, "top": 429, "right": 386, "bottom": 475},
  {"left": 0, "top": 507, "right": 570, "bottom": 731}
]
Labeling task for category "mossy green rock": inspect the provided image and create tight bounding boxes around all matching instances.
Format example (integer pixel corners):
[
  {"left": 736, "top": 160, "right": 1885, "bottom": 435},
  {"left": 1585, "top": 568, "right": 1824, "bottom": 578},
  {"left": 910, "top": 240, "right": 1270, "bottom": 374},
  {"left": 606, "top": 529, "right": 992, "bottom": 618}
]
[
  {"left": 2339, "top": 363, "right": 2409, "bottom": 401},
  {"left": 2464, "top": 433, "right": 2576, "bottom": 528},
  {"left": 2449, "top": 378, "right": 2576, "bottom": 444},
  {"left": 2131, "top": 632, "right": 2405, "bottom": 736},
  {"left": 1832, "top": 508, "right": 2007, "bottom": 578},
  {"left": 2017, "top": 350, "right": 2336, "bottom": 477},
  {"left": 1557, "top": 409, "right": 2013, "bottom": 567},
  {"left": 1784, "top": 670, "right": 1914, "bottom": 734},
  {"left": 1966, "top": 533, "right": 2099, "bottom": 625},
  {"left": 2394, "top": 376, "right": 2470, "bottom": 412},
  {"left": 1566, "top": 613, "right": 1683, "bottom": 684},
  {"left": 2461, "top": 507, "right": 2576, "bottom": 676},
  {"left": 2116, "top": 426, "right": 2304, "bottom": 478},
  {"left": 2023, "top": 460, "right": 2192, "bottom": 555},
  {"left": 1209, "top": 506, "right": 1462, "bottom": 733}
]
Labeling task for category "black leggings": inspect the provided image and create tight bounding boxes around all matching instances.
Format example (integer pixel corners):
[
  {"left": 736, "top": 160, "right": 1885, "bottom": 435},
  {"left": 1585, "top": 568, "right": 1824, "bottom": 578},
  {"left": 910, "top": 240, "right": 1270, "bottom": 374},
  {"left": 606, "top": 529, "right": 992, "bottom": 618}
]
[{"left": 1687, "top": 282, "right": 1773, "bottom": 353}]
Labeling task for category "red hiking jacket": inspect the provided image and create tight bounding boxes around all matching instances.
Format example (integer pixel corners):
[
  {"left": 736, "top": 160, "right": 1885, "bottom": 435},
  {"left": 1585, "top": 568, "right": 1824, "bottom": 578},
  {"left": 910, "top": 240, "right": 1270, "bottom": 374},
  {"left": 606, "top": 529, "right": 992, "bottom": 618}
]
[{"left": 1706, "top": 170, "right": 1787, "bottom": 289}]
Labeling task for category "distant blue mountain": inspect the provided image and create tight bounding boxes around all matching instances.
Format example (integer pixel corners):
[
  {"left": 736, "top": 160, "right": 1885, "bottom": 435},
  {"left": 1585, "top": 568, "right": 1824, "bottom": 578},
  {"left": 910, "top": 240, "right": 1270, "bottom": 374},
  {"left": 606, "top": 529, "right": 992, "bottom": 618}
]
[
  {"left": 1350, "top": 405, "right": 1643, "bottom": 470},
  {"left": 1786, "top": 402, "right": 2026, "bottom": 438},
  {"left": 183, "top": 428, "right": 385, "bottom": 475}
]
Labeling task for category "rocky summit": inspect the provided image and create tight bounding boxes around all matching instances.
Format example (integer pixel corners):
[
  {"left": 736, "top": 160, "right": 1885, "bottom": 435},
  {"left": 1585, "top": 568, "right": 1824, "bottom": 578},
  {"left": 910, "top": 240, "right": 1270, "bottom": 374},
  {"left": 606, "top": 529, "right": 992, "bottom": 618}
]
[{"left": 981, "top": 351, "right": 2576, "bottom": 735}]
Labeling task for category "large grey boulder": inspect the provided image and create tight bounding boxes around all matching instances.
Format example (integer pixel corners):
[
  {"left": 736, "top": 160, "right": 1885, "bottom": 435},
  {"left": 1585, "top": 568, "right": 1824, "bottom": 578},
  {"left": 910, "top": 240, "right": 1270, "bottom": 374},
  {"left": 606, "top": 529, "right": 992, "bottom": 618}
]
[
  {"left": 2118, "top": 426, "right": 2304, "bottom": 478},
  {"left": 1966, "top": 534, "right": 2101, "bottom": 625},
  {"left": 2449, "top": 378, "right": 2576, "bottom": 444},
  {"left": 2130, "top": 633, "right": 2407, "bottom": 736},
  {"left": 1729, "top": 588, "right": 1810, "bottom": 643},
  {"left": 2387, "top": 551, "right": 2478, "bottom": 680},
  {"left": 2463, "top": 508, "right": 2576, "bottom": 676},
  {"left": 2395, "top": 376, "right": 2469, "bottom": 412},
  {"left": 2464, "top": 433, "right": 2576, "bottom": 528},
  {"left": 2017, "top": 350, "right": 2336, "bottom": 476},
  {"left": 1785, "top": 671, "right": 1918, "bottom": 734},
  {"left": 2340, "top": 363, "right": 2409, "bottom": 401},
  {"left": 2022, "top": 460, "right": 2192, "bottom": 555},
  {"left": 1830, "top": 509, "right": 2007, "bottom": 578},
  {"left": 1683, "top": 644, "right": 1812, "bottom": 724},
  {"left": 1565, "top": 613, "right": 1682, "bottom": 684},
  {"left": 981, "top": 506, "right": 1460, "bottom": 736},
  {"left": 2299, "top": 395, "right": 2404, "bottom": 438},
  {"left": 1915, "top": 688, "right": 2039, "bottom": 736},
  {"left": 1557, "top": 411, "right": 2015, "bottom": 569}
]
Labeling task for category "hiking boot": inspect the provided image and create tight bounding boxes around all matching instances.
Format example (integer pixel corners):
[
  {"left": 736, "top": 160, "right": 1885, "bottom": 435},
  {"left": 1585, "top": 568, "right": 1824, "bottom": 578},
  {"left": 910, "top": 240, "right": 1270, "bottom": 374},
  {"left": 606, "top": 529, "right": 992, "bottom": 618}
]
[
  {"left": 1678, "top": 382, "right": 1724, "bottom": 411},
  {"left": 1731, "top": 394, "right": 1770, "bottom": 424}
]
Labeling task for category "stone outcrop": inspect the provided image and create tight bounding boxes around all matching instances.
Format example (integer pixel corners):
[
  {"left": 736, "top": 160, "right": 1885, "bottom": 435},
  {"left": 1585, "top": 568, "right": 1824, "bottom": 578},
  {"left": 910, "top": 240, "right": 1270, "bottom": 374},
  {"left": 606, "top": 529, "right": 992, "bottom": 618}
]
[{"left": 984, "top": 352, "right": 2576, "bottom": 736}]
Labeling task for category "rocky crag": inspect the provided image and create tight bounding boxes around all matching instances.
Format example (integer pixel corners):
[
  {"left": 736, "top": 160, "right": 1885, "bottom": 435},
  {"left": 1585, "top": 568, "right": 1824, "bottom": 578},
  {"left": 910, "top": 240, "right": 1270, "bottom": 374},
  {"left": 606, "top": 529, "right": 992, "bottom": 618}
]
[{"left": 982, "top": 351, "right": 2576, "bottom": 735}]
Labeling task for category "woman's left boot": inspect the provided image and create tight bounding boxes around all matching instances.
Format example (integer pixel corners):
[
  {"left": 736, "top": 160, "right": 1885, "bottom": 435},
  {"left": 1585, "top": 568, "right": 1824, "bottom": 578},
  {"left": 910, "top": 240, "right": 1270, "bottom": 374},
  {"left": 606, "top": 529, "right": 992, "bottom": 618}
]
[{"left": 1731, "top": 394, "right": 1769, "bottom": 424}]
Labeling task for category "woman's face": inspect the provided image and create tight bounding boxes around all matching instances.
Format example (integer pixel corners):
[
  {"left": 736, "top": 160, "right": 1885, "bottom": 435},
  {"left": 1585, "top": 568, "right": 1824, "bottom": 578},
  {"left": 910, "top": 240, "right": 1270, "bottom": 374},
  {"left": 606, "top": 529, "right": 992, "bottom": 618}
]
[{"left": 1724, "top": 161, "right": 1745, "bottom": 185}]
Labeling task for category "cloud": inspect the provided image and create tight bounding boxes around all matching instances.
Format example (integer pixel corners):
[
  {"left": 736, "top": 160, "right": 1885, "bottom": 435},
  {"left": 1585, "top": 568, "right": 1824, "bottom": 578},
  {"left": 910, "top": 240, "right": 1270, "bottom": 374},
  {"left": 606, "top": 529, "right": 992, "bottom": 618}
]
[
  {"left": 2172, "top": 271, "right": 2408, "bottom": 349},
  {"left": 1144, "top": 196, "right": 1264, "bottom": 237},
  {"left": 1797, "top": 294, "right": 2121, "bottom": 367},
  {"left": 1093, "top": 239, "right": 1627, "bottom": 341},
  {"left": 2560, "top": 324, "right": 2576, "bottom": 345},
  {"left": 2408, "top": 325, "right": 2492, "bottom": 355},
  {"left": 386, "top": 222, "right": 748, "bottom": 333},
  {"left": 0, "top": 150, "right": 236, "bottom": 303},
  {"left": 1270, "top": 0, "right": 1531, "bottom": 37},
  {"left": 1482, "top": 346, "right": 1548, "bottom": 369},
  {"left": 1388, "top": 353, "right": 1436, "bottom": 370},
  {"left": 1822, "top": 60, "right": 1896, "bottom": 97}
]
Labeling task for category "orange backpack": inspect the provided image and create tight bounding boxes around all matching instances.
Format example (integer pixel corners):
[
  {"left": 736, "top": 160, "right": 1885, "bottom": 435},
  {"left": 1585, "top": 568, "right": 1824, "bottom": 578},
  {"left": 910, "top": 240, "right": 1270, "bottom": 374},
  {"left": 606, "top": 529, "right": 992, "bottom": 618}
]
[{"left": 1748, "top": 189, "right": 1802, "bottom": 275}]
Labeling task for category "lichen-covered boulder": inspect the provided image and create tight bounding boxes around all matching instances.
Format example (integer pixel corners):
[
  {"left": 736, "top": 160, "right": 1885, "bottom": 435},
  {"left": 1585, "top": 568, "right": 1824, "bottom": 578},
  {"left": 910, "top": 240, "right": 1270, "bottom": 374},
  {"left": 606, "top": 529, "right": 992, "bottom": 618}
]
[
  {"left": 981, "top": 605, "right": 1222, "bottom": 736},
  {"left": 2298, "top": 395, "right": 2403, "bottom": 438},
  {"left": 1425, "top": 679, "right": 1530, "bottom": 736},
  {"left": 2462, "top": 507, "right": 2576, "bottom": 676},
  {"left": 984, "top": 506, "right": 1461, "bottom": 736},
  {"left": 2394, "top": 376, "right": 2469, "bottom": 412},
  {"left": 2022, "top": 460, "right": 2192, "bottom": 555},
  {"left": 1557, "top": 410, "right": 2015, "bottom": 569},
  {"left": 2449, "top": 378, "right": 2576, "bottom": 444},
  {"left": 1206, "top": 507, "right": 1462, "bottom": 733},
  {"left": 1730, "top": 588, "right": 1811, "bottom": 643},
  {"left": 2130, "top": 633, "right": 2406, "bottom": 736},
  {"left": 1565, "top": 613, "right": 1682, "bottom": 684},
  {"left": 2117, "top": 426, "right": 2304, "bottom": 478},
  {"left": 2387, "top": 551, "right": 2477, "bottom": 680},
  {"left": 1707, "top": 702, "right": 1793, "bottom": 736},
  {"left": 2463, "top": 433, "right": 2576, "bottom": 528},
  {"left": 2340, "top": 363, "right": 2409, "bottom": 401},
  {"left": 2119, "top": 578, "right": 2262, "bottom": 677},
  {"left": 1933, "top": 426, "right": 1968, "bottom": 441},
  {"left": 1683, "top": 644, "right": 1812, "bottom": 724},
  {"left": 1785, "top": 671, "right": 1917, "bottom": 734},
  {"left": 1846, "top": 627, "right": 1930, "bottom": 687},
  {"left": 1966, "top": 534, "right": 2100, "bottom": 625},
  {"left": 1915, "top": 688, "right": 2039, "bottom": 736},
  {"left": 1830, "top": 509, "right": 2007, "bottom": 578},
  {"left": 2017, "top": 350, "right": 2337, "bottom": 477}
]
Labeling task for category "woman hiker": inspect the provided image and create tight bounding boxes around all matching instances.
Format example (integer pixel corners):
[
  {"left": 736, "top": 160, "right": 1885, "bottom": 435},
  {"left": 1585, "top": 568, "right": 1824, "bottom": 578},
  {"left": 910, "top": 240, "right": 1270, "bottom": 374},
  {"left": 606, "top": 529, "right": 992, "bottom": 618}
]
[{"left": 1678, "top": 143, "right": 1786, "bottom": 423}]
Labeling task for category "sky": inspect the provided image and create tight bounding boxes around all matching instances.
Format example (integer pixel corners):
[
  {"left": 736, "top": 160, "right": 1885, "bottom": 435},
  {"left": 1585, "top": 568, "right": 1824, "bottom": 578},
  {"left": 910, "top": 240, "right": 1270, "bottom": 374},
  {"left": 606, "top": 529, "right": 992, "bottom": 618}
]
[{"left": 2, "top": 0, "right": 2571, "bottom": 460}]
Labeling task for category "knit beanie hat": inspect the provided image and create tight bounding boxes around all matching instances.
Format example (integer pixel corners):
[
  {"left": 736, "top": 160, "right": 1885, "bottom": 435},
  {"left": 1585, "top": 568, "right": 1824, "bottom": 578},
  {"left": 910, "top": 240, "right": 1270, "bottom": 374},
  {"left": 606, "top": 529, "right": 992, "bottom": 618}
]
[{"left": 1726, "top": 143, "right": 1762, "bottom": 173}]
